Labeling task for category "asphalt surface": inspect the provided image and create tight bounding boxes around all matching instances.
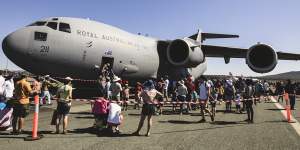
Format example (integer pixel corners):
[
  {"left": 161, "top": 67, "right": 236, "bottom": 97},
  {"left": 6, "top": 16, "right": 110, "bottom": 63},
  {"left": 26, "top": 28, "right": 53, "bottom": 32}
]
[{"left": 0, "top": 98, "right": 300, "bottom": 150}]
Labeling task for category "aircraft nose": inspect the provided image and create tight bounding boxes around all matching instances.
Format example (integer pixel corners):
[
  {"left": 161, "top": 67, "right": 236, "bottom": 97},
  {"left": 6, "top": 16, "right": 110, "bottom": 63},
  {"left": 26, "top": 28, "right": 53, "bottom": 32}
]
[{"left": 2, "top": 29, "right": 30, "bottom": 59}]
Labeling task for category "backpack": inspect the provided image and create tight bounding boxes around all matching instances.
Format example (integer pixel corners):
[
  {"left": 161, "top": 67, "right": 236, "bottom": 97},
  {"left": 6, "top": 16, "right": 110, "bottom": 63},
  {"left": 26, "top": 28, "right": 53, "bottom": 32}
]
[
  {"left": 225, "top": 84, "right": 234, "bottom": 96},
  {"left": 92, "top": 98, "right": 109, "bottom": 115},
  {"left": 245, "top": 86, "right": 253, "bottom": 98}
]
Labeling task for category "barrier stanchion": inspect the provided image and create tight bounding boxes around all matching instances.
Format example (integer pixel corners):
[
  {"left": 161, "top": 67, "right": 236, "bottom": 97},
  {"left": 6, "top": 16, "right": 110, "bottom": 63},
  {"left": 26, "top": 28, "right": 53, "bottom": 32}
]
[{"left": 24, "top": 95, "right": 43, "bottom": 141}]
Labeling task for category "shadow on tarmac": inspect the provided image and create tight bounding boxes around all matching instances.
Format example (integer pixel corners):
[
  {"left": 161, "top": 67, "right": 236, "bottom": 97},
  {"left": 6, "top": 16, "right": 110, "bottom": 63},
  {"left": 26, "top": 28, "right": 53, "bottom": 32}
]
[
  {"left": 69, "top": 127, "right": 134, "bottom": 137},
  {"left": 75, "top": 116, "right": 95, "bottom": 119},
  {"left": 159, "top": 120, "right": 199, "bottom": 124},
  {"left": 152, "top": 124, "right": 247, "bottom": 135},
  {"left": 69, "top": 112, "right": 92, "bottom": 115},
  {"left": 265, "top": 108, "right": 286, "bottom": 111},
  {"left": 159, "top": 120, "right": 246, "bottom": 125}
]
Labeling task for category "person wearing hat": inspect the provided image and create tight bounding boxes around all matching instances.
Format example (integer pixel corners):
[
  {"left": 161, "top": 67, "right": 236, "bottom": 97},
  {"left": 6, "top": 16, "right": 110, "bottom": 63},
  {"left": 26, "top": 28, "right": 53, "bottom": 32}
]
[
  {"left": 110, "top": 76, "right": 122, "bottom": 102},
  {"left": 224, "top": 79, "right": 235, "bottom": 112},
  {"left": 177, "top": 80, "right": 188, "bottom": 115},
  {"left": 122, "top": 83, "right": 130, "bottom": 111},
  {"left": 40, "top": 75, "right": 56, "bottom": 105},
  {"left": 198, "top": 76, "right": 214, "bottom": 122},
  {"left": 55, "top": 77, "right": 73, "bottom": 134},
  {"left": 12, "top": 74, "right": 38, "bottom": 134},
  {"left": 133, "top": 79, "right": 162, "bottom": 136}
]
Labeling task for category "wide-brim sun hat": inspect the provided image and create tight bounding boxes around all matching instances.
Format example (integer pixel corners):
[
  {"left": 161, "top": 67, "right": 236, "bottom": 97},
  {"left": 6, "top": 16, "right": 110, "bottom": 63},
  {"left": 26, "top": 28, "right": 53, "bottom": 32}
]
[
  {"left": 113, "top": 76, "right": 121, "bottom": 82},
  {"left": 65, "top": 77, "right": 73, "bottom": 81}
]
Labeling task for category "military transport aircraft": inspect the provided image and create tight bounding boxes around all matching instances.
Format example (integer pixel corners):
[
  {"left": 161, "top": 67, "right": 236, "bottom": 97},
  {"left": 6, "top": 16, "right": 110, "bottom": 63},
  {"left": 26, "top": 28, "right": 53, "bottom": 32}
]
[{"left": 2, "top": 17, "right": 300, "bottom": 80}]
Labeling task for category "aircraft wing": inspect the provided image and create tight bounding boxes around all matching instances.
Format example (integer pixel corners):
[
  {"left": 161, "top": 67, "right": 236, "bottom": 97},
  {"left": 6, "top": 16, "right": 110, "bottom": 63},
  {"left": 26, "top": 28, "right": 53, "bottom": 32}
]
[{"left": 202, "top": 44, "right": 300, "bottom": 60}]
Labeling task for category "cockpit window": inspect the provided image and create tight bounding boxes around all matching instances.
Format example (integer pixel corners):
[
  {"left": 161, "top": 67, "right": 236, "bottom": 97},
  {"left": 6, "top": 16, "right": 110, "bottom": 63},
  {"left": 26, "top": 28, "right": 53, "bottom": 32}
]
[
  {"left": 34, "top": 32, "right": 47, "bottom": 41},
  {"left": 28, "top": 21, "right": 47, "bottom": 26},
  {"left": 59, "top": 23, "right": 71, "bottom": 33},
  {"left": 46, "top": 22, "right": 57, "bottom": 30}
]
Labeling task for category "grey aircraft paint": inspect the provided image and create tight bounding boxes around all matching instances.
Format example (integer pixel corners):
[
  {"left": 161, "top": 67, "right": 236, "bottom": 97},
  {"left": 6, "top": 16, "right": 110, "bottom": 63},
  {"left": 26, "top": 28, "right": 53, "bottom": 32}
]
[{"left": 2, "top": 17, "right": 300, "bottom": 80}]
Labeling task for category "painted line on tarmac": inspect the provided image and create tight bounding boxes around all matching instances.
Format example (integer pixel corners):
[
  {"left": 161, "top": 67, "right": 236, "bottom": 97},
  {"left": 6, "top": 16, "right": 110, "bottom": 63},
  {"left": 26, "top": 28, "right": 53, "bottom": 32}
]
[{"left": 271, "top": 97, "right": 300, "bottom": 136}]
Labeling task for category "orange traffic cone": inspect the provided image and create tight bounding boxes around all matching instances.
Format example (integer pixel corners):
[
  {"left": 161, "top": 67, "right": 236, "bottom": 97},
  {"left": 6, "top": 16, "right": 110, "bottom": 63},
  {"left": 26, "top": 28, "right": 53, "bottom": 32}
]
[
  {"left": 284, "top": 92, "right": 289, "bottom": 101},
  {"left": 286, "top": 105, "right": 291, "bottom": 122}
]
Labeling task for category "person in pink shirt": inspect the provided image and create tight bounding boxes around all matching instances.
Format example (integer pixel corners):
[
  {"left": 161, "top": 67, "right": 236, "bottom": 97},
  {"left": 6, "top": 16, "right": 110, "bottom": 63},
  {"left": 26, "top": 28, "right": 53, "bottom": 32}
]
[{"left": 132, "top": 80, "right": 162, "bottom": 137}]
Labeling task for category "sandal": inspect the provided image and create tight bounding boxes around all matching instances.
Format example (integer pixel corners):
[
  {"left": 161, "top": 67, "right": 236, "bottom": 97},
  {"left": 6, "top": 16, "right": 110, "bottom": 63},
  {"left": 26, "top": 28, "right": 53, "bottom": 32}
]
[{"left": 132, "top": 131, "right": 141, "bottom": 136}]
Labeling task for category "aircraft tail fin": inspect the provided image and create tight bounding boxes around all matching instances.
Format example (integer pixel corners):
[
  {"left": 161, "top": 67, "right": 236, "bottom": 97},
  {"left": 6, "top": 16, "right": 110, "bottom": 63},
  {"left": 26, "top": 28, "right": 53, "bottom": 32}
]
[{"left": 189, "top": 31, "right": 239, "bottom": 42}]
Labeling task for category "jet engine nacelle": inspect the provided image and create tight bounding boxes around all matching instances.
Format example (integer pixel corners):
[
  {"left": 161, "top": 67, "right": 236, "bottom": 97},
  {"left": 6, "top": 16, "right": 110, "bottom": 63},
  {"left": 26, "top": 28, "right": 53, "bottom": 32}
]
[
  {"left": 166, "top": 39, "right": 204, "bottom": 68},
  {"left": 246, "top": 44, "right": 278, "bottom": 73}
]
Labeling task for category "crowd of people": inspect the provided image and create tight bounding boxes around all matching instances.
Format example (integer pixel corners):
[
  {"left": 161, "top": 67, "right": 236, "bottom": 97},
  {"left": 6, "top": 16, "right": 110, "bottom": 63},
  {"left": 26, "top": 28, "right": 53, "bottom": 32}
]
[
  {"left": 92, "top": 73, "right": 298, "bottom": 136},
  {"left": 0, "top": 69, "right": 298, "bottom": 137}
]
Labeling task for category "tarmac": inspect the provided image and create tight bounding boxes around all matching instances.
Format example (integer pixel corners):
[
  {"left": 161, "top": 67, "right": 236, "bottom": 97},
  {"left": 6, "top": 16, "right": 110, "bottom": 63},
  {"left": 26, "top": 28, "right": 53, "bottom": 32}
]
[{"left": 0, "top": 97, "right": 300, "bottom": 150}]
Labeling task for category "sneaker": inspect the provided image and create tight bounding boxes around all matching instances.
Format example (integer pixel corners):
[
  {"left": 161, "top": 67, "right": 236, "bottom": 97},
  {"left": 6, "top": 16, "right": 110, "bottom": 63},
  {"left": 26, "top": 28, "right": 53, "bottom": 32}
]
[
  {"left": 210, "top": 115, "right": 214, "bottom": 122},
  {"left": 132, "top": 131, "right": 141, "bottom": 136},
  {"left": 244, "top": 119, "right": 250, "bottom": 122},
  {"left": 6, "top": 127, "right": 12, "bottom": 131},
  {"left": 198, "top": 119, "right": 206, "bottom": 123},
  {"left": 62, "top": 130, "right": 68, "bottom": 134},
  {"left": 115, "top": 130, "right": 121, "bottom": 134}
]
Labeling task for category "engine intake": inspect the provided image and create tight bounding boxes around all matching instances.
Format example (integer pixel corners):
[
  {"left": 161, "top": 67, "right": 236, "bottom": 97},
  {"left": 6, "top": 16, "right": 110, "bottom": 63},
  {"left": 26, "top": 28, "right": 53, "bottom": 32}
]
[
  {"left": 246, "top": 44, "right": 278, "bottom": 73},
  {"left": 167, "top": 39, "right": 204, "bottom": 67}
]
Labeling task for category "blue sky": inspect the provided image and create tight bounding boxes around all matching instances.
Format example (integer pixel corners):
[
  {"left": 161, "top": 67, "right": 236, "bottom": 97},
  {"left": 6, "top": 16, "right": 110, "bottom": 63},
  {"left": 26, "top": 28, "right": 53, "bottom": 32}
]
[{"left": 1, "top": 0, "right": 300, "bottom": 76}]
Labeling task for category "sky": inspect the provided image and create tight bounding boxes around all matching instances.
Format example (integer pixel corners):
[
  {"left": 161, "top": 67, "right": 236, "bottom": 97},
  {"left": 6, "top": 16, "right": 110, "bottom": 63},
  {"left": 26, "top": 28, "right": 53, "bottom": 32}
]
[{"left": 0, "top": 0, "right": 300, "bottom": 77}]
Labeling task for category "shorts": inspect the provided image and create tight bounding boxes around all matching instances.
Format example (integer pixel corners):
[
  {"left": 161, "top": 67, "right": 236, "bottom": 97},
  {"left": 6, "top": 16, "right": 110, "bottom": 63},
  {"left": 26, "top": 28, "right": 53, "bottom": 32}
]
[
  {"left": 57, "top": 102, "right": 71, "bottom": 116},
  {"left": 177, "top": 95, "right": 186, "bottom": 102},
  {"left": 224, "top": 95, "right": 234, "bottom": 102},
  {"left": 163, "top": 89, "right": 168, "bottom": 98},
  {"left": 245, "top": 100, "right": 253, "bottom": 108},
  {"left": 13, "top": 104, "right": 29, "bottom": 118},
  {"left": 111, "top": 96, "right": 121, "bottom": 101},
  {"left": 94, "top": 114, "right": 108, "bottom": 126},
  {"left": 191, "top": 91, "right": 198, "bottom": 101},
  {"left": 210, "top": 101, "right": 216, "bottom": 107},
  {"left": 141, "top": 104, "right": 156, "bottom": 116},
  {"left": 199, "top": 99, "right": 207, "bottom": 105}
]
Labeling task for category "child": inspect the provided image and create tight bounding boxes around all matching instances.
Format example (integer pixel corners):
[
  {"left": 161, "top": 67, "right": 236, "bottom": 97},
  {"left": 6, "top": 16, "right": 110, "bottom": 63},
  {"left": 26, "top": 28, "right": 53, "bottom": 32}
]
[
  {"left": 209, "top": 90, "right": 217, "bottom": 117},
  {"left": 92, "top": 97, "right": 109, "bottom": 131},
  {"left": 107, "top": 102, "right": 123, "bottom": 134},
  {"left": 122, "top": 84, "right": 130, "bottom": 111},
  {"left": 235, "top": 94, "right": 242, "bottom": 114},
  {"left": 134, "top": 82, "right": 143, "bottom": 110}
]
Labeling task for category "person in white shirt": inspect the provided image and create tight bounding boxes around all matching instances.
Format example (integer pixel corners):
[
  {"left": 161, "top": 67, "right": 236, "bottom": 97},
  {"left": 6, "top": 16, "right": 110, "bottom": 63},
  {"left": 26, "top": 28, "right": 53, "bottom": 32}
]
[
  {"left": 177, "top": 80, "right": 188, "bottom": 114},
  {"left": 3, "top": 76, "right": 14, "bottom": 100},
  {"left": 110, "top": 76, "right": 122, "bottom": 102},
  {"left": 198, "top": 77, "right": 214, "bottom": 122},
  {"left": 0, "top": 72, "right": 5, "bottom": 101},
  {"left": 163, "top": 76, "right": 169, "bottom": 101},
  {"left": 107, "top": 103, "right": 122, "bottom": 134}
]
